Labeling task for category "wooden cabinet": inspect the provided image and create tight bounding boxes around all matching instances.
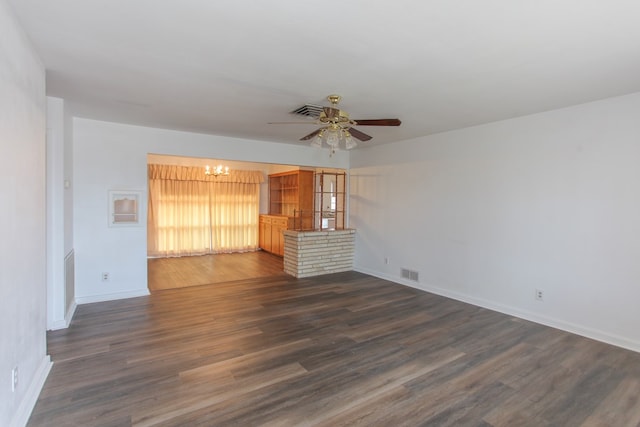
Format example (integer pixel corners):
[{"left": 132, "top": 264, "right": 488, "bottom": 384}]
[
  {"left": 268, "top": 170, "right": 314, "bottom": 230},
  {"left": 259, "top": 215, "right": 271, "bottom": 252},
  {"left": 259, "top": 214, "right": 292, "bottom": 256},
  {"left": 260, "top": 170, "right": 315, "bottom": 256},
  {"left": 270, "top": 216, "right": 288, "bottom": 256}
]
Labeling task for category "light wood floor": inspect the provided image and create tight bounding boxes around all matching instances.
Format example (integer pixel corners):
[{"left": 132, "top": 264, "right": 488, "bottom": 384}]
[
  {"left": 148, "top": 251, "right": 286, "bottom": 291},
  {"left": 30, "top": 268, "right": 640, "bottom": 426}
]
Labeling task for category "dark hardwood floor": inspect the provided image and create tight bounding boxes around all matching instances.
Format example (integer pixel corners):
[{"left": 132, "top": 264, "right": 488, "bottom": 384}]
[{"left": 29, "top": 266, "right": 640, "bottom": 426}]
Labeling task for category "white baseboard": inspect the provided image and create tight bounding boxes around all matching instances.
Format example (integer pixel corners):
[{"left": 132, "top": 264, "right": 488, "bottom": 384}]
[
  {"left": 48, "top": 319, "right": 67, "bottom": 330},
  {"left": 75, "top": 288, "right": 150, "bottom": 305},
  {"left": 10, "top": 355, "right": 52, "bottom": 427},
  {"left": 354, "top": 266, "right": 640, "bottom": 354},
  {"left": 65, "top": 300, "right": 77, "bottom": 326},
  {"left": 48, "top": 300, "right": 77, "bottom": 330}
]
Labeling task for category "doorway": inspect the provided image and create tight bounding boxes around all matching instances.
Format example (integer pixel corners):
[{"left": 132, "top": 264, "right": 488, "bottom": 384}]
[{"left": 145, "top": 155, "right": 337, "bottom": 291}]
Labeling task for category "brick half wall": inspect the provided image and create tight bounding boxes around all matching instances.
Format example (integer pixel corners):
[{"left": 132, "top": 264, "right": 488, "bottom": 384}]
[{"left": 283, "top": 229, "right": 356, "bottom": 278}]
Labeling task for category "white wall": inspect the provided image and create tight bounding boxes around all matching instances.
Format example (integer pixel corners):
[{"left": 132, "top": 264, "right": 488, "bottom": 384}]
[
  {"left": 46, "top": 98, "right": 65, "bottom": 328},
  {"left": 350, "top": 91, "right": 640, "bottom": 352},
  {"left": 73, "top": 118, "right": 348, "bottom": 303},
  {"left": 0, "top": 2, "right": 51, "bottom": 426},
  {"left": 46, "top": 97, "right": 75, "bottom": 330},
  {"left": 63, "top": 100, "right": 74, "bottom": 255},
  {"left": 63, "top": 105, "right": 75, "bottom": 313}
]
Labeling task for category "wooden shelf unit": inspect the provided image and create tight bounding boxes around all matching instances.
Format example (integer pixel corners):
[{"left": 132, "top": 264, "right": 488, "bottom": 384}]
[
  {"left": 268, "top": 170, "right": 314, "bottom": 218},
  {"left": 260, "top": 170, "right": 315, "bottom": 256}
]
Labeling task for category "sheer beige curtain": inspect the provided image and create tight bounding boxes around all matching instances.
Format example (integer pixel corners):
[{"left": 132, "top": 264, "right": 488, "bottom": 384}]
[{"left": 147, "top": 164, "right": 264, "bottom": 257}]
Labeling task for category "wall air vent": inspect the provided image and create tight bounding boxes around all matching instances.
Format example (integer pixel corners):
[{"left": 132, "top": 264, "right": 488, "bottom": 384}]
[
  {"left": 401, "top": 268, "right": 419, "bottom": 282},
  {"left": 290, "top": 104, "right": 324, "bottom": 119}
]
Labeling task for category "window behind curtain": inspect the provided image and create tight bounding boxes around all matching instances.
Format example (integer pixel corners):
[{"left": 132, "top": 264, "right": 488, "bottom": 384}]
[{"left": 147, "top": 164, "right": 264, "bottom": 257}]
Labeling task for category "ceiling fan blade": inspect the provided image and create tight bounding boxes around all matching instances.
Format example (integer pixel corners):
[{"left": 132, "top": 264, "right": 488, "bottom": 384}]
[
  {"left": 353, "top": 119, "right": 401, "bottom": 126},
  {"left": 300, "top": 128, "right": 323, "bottom": 141},
  {"left": 268, "top": 121, "right": 319, "bottom": 124},
  {"left": 323, "top": 107, "right": 340, "bottom": 119},
  {"left": 348, "top": 127, "right": 373, "bottom": 142}
]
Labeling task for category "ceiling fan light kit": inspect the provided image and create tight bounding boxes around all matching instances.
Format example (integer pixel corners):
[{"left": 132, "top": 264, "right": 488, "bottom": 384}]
[
  {"left": 272, "top": 94, "right": 401, "bottom": 156},
  {"left": 313, "top": 125, "right": 357, "bottom": 156}
]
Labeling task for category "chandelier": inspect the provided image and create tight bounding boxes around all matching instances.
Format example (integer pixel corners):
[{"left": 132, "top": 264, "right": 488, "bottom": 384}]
[{"left": 204, "top": 164, "right": 230, "bottom": 177}]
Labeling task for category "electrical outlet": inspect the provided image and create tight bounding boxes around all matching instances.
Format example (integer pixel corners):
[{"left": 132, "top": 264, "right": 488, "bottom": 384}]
[
  {"left": 12, "top": 367, "right": 18, "bottom": 392},
  {"left": 102, "top": 272, "right": 109, "bottom": 281},
  {"left": 535, "top": 289, "right": 544, "bottom": 301}
]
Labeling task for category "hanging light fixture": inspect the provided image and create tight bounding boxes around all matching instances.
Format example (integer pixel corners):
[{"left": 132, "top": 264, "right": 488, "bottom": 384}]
[
  {"left": 307, "top": 95, "right": 360, "bottom": 156},
  {"left": 204, "top": 164, "right": 230, "bottom": 177},
  {"left": 312, "top": 124, "right": 357, "bottom": 156},
  {"left": 280, "top": 94, "right": 401, "bottom": 156},
  {"left": 310, "top": 130, "right": 324, "bottom": 148}
]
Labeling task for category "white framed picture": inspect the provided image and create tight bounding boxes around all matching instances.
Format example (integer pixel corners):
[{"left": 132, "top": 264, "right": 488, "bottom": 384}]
[{"left": 108, "top": 190, "right": 142, "bottom": 227}]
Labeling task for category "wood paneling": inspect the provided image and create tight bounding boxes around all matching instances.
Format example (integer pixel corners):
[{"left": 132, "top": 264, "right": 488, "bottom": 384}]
[{"left": 29, "top": 270, "right": 640, "bottom": 426}]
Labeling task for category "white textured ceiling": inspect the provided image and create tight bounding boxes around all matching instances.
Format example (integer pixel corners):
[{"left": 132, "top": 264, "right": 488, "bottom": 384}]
[{"left": 9, "top": 0, "right": 640, "bottom": 148}]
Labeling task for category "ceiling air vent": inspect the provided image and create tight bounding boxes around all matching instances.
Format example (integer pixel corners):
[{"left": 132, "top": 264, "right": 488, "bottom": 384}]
[{"left": 290, "top": 104, "right": 324, "bottom": 119}]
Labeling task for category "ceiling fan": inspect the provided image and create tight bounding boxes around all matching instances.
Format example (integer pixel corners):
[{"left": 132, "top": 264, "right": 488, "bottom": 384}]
[{"left": 270, "top": 95, "right": 401, "bottom": 154}]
